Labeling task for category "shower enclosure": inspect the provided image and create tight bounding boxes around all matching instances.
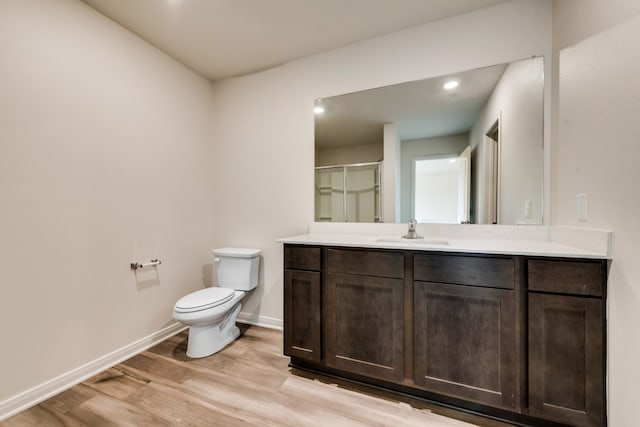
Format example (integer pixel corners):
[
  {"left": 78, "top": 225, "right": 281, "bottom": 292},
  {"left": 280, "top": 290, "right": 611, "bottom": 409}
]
[{"left": 314, "top": 162, "right": 382, "bottom": 223}]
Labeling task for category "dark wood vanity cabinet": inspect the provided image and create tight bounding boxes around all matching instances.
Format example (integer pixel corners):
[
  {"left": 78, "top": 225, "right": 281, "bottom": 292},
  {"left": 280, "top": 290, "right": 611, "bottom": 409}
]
[
  {"left": 283, "top": 244, "right": 608, "bottom": 427},
  {"left": 527, "top": 259, "right": 607, "bottom": 427},
  {"left": 413, "top": 254, "right": 517, "bottom": 409},
  {"left": 325, "top": 248, "right": 405, "bottom": 382},
  {"left": 283, "top": 245, "right": 322, "bottom": 362}
]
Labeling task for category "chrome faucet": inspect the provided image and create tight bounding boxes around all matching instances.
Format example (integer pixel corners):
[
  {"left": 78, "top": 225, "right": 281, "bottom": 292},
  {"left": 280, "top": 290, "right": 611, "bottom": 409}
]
[{"left": 402, "top": 219, "right": 423, "bottom": 239}]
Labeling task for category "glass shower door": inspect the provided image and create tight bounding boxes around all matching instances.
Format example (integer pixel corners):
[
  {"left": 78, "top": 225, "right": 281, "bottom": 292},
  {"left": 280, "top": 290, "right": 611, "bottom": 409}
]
[
  {"left": 315, "top": 162, "right": 381, "bottom": 222},
  {"left": 315, "top": 167, "right": 345, "bottom": 222},
  {"left": 345, "top": 164, "right": 381, "bottom": 223}
]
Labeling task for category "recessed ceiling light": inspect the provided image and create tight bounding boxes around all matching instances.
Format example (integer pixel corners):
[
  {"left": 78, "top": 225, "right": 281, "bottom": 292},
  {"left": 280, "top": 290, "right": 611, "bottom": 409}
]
[{"left": 443, "top": 80, "right": 459, "bottom": 90}]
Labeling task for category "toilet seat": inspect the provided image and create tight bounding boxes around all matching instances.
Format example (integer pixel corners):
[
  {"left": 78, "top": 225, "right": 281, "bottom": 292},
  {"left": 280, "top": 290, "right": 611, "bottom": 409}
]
[{"left": 174, "top": 288, "right": 235, "bottom": 313}]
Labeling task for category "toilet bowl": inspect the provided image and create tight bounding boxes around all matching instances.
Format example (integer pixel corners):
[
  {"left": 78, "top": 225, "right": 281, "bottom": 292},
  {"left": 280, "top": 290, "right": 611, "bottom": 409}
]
[{"left": 173, "top": 247, "right": 260, "bottom": 358}]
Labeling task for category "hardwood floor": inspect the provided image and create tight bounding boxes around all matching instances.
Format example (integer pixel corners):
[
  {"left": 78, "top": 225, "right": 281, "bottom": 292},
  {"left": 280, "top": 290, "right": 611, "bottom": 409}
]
[{"left": 2, "top": 325, "right": 513, "bottom": 426}]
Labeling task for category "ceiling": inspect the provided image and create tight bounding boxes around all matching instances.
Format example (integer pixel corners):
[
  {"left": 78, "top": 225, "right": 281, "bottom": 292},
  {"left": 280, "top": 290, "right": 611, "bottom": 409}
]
[{"left": 82, "top": 0, "right": 506, "bottom": 81}]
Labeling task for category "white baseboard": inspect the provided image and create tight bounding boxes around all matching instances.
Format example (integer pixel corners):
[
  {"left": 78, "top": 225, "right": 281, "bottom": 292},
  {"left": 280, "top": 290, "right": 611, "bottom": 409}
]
[
  {"left": 0, "top": 322, "right": 187, "bottom": 422},
  {"left": 237, "top": 311, "right": 283, "bottom": 330}
]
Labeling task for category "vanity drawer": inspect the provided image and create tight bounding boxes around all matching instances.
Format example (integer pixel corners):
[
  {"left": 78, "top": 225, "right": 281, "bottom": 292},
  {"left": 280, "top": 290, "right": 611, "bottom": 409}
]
[
  {"left": 327, "top": 248, "right": 404, "bottom": 279},
  {"left": 284, "top": 245, "right": 321, "bottom": 271},
  {"left": 414, "top": 254, "right": 515, "bottom": 289},
  {"left": 528, "top": 259, "right": 603, "bottom": 297}
]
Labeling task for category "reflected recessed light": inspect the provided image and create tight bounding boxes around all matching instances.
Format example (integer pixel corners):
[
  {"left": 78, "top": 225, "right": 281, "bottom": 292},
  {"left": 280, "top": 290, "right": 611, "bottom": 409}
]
[
  {"left": 443, "top": 80, "right": 459, "bottom": 90},
  {"left": 314, "top": 105, "right": 325, "bottom": 114}
]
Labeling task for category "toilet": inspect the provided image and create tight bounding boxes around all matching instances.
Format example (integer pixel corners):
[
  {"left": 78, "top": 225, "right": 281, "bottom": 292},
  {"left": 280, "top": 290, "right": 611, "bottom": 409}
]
[{"left": 173, "top": 247, "right": 260, "bottom": 358}]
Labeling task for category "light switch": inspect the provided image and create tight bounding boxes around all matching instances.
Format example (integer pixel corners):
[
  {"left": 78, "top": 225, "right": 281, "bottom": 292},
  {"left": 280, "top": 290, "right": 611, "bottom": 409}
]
[{"left": 576, "top": 193, "right": 588, "bottom": 221}]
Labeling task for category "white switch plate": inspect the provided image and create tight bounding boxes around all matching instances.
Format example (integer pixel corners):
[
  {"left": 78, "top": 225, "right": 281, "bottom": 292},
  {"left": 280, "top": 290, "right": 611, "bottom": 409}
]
[{"left": 576, "top": 193, "right": 588, "bottom": 221}]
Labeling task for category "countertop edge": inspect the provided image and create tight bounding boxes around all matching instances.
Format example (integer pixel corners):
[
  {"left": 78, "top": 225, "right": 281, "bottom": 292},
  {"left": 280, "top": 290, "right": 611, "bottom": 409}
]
[{"left": 277, "top": 234, "right": 610, "bottom": 259}]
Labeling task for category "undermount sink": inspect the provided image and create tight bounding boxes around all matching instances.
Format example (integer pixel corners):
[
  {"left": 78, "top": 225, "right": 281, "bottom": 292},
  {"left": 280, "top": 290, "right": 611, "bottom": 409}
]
[{"left": 375, "top": 237, "right": 450, "bottom": 246}]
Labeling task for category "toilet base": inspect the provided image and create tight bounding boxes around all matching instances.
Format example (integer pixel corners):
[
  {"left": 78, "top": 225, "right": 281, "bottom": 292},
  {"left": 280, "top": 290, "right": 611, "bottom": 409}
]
[{"left": 185, "top": 303, "right": 242, "bottom": 358}]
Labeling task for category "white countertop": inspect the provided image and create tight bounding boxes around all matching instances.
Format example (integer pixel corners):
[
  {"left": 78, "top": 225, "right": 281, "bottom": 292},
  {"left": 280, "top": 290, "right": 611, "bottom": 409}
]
[{"left": 279, "top": 224, "right": 612, "bottom": 259}]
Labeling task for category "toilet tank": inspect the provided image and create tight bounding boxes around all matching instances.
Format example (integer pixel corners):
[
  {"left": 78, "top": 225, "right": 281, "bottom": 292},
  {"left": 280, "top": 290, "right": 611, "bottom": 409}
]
[{"left": 212, "top": 248, "right": 260, "bottom": 291}]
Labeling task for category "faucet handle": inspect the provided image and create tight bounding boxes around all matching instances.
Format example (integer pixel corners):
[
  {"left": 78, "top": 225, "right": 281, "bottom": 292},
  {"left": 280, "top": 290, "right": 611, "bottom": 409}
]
[{"left": 402, "top": 219, "right": 423, "bottom": 239}]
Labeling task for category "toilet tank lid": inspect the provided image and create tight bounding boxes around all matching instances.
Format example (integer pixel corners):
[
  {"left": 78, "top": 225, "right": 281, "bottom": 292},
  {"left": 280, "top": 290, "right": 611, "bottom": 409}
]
[{"left": 212, "top": 247, "right": 261, "bottom": 258}]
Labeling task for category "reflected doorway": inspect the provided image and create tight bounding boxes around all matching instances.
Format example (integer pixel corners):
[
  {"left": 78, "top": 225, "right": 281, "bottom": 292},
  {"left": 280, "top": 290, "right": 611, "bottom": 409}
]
[
  {"left": 412, "top": 147, "right": 470, "bottom": 224},
  {"left": 476, "top": 119, "right": 500, "bottom": 224}
]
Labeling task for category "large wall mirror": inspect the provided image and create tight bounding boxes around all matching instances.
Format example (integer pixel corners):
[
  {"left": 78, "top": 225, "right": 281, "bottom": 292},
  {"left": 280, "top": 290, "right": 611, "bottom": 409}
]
[{"left": 314, "top": 56, "right": 544, "bottom": 225}]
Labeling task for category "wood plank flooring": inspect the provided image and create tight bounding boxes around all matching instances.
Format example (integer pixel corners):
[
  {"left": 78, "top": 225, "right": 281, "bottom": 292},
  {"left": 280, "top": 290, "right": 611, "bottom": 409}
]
[{"left": 1, "top": 325, "right": 513, "bottom": 426}]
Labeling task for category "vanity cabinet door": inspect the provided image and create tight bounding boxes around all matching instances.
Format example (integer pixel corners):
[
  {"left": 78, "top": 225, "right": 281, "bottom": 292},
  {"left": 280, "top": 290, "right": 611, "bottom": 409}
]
[
  {"left": 325, "top": 272, "right": 404, "bottom": 382},
  {"left": 528, "top": 293, "right": 604, "bottom": 427},
  {"left": 284, "top": 269, "right": 322, "bottom": 362},
  {"left": 413, "top": 281, "right": 517, "bottom": 409}
]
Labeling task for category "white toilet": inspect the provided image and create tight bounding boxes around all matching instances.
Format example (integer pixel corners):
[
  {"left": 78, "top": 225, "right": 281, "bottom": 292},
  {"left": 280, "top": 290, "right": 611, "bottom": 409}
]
[{"left": 173, "top": 247, "right": 260, "bottom": 358}]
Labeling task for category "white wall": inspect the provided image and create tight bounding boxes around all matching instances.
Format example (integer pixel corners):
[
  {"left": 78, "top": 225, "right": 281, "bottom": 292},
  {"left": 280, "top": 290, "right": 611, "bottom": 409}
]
[
  {"left": 0, "top": 0, "right": 216, "bottom": 407},
  {"left": 471, "top": 57, "right": 545, "bottom": 225},
  {"left": 552, "top": 1, "right": 640, "bottom": 425},
  {"left": 414, "top": 167, "right": 459, "bottom": 224}
]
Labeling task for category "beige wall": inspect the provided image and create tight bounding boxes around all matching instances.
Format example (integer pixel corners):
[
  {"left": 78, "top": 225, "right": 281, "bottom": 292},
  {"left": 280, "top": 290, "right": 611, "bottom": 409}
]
[
  {"left": 315, "top": 142, "right": 382, "bottom": 167},
  {"left": 552, "top": 1, "right": 640, "bottom": 425},
  {"left": 383, "top": 123, "right": 401, "bottom": 223},
  {"left": 0, "top": 0, "right": 216, "bottom": 405}
]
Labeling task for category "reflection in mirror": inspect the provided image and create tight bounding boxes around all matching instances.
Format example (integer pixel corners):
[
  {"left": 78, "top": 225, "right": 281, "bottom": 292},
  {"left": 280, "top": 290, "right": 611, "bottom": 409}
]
[
  {"left": 413, "top": 146, "right": 470, "bottom": 224},
  {"left": 314, "top": 56, "right": 544, "bottom": 225},
  {"left": 315, "top": 162, "right": 382, "bottom": 223}
]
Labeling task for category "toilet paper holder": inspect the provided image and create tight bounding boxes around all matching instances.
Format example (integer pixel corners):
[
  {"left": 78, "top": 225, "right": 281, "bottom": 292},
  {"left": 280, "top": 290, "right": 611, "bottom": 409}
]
[{"left": 130, "top": 259, "right": 161, "bottom": 271}]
